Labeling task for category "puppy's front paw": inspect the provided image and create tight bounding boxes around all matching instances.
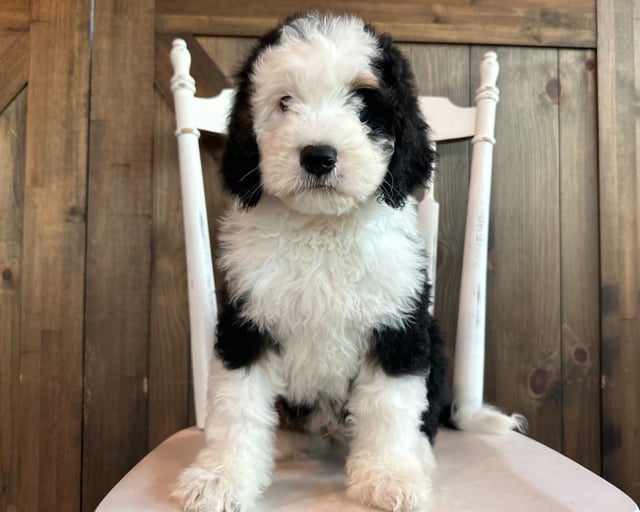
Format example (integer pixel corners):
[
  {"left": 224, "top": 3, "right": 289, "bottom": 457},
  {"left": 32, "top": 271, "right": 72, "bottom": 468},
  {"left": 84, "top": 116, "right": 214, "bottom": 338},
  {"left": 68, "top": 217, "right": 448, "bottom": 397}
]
[
  {"left": 346, "top": 456, "right": 432, "bottom": 512},
  {"left": 172, "top": 466, "right": 244, "bottom": 512}
]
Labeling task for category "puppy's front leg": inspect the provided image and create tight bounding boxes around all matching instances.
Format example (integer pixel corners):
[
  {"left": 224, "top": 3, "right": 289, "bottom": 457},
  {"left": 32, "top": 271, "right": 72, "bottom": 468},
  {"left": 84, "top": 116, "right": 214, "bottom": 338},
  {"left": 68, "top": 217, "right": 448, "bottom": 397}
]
[
  {"left": 346, "top": 365, "right": 435, "bottom": 512},
  {"left": 173, "top": 358, "right": 279, "bottom": 512}
]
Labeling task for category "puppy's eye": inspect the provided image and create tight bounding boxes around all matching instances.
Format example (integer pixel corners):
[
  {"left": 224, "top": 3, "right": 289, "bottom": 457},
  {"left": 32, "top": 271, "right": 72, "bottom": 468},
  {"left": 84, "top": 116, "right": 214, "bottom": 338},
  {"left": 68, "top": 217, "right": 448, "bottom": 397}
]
[{"left": 279, "top": 95, "right": 292, "bottom": 112}]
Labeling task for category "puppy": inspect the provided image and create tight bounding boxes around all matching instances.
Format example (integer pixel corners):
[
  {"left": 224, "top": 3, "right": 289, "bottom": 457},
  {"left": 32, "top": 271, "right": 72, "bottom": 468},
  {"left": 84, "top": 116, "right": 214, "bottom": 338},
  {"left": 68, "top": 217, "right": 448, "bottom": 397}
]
[{"left": 174, "top": 11, "right": 448, "bottom": 512}]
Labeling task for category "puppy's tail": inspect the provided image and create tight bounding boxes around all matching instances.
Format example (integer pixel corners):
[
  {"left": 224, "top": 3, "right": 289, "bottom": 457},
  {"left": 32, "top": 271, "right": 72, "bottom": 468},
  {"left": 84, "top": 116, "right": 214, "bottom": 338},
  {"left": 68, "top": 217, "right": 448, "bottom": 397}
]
[{"left": 441, "top": 402, "right": 527, "bottom": 434}]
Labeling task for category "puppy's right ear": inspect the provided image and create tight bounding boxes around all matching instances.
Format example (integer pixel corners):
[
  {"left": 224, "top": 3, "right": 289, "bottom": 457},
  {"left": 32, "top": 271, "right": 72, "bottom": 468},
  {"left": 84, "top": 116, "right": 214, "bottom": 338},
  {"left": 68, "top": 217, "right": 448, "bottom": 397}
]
[{"left": 221, "top": 27, "right": 281, "bottom": 208}]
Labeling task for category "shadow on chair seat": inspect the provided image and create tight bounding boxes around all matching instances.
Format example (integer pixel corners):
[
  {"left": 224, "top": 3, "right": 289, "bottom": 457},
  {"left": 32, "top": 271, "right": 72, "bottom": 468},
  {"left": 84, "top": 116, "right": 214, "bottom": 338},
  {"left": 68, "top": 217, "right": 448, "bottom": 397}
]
[{"left": 96, "top": 427, "right": 638, "bottom": 512}]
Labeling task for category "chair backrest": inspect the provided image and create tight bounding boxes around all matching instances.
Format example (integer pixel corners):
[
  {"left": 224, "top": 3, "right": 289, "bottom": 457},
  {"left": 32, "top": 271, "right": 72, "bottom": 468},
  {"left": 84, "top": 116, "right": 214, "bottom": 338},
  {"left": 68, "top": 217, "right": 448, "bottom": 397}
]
[{"left": 170, "top": 39, "right": 499, "bottom": 429}]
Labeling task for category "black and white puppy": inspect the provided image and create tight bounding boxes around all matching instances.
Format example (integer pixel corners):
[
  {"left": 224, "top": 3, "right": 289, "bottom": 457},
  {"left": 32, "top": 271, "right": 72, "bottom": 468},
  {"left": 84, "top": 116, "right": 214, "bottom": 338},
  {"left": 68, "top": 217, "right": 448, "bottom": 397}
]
[{"left": 174, "top": 12, "right": 449, "bottom": 512}]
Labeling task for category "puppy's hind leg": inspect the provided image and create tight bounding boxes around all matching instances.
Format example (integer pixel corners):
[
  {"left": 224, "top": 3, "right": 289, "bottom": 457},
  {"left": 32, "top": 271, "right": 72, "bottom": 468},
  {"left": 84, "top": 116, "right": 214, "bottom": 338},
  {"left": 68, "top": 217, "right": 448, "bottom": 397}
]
[{"left": 172, "top": 358, "right": 279, "bottom": 512}]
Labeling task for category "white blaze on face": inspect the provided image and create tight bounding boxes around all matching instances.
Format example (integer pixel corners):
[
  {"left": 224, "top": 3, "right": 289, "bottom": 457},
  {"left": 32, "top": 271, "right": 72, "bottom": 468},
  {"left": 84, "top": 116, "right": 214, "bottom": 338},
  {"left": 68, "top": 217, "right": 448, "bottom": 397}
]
[{"left": 249, "top": 15, "right": 394, "bottom": 215}]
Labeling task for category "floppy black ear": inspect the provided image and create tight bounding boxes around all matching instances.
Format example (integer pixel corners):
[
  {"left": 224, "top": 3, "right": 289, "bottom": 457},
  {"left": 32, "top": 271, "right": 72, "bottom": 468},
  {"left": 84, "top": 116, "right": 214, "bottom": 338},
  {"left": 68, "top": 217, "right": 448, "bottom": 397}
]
[
  {"left": 375, "top": 34, "right": 436, "bottom": 208},
  {"left": 221, "top": 86, "right": 262, "bottom": 208},
  {"left": 221, "top": 27, "right": 282, "bottom": 208}
]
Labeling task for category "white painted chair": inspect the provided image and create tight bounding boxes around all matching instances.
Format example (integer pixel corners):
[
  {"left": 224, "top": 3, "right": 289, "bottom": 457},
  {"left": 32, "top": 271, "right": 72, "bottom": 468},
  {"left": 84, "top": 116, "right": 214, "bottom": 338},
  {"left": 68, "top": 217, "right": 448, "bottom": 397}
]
[{"left": 96, "top": 40, "right": 639, "bottom": 512}]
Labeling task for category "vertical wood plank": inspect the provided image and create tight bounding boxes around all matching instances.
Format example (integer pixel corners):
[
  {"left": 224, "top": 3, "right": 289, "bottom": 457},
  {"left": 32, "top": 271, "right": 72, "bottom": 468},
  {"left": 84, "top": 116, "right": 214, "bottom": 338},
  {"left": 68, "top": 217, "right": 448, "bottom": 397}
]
[
  {"left": 558, "top": 49, "right": 601, "bottom": 473},
  {"left": 18, "top": 0, "right": 91, "bottom": 509},
  {"left": 397, "top": 43, "right": 471, "bottom": 361},
  {"left": 83, "top": 0, "right": 155, "bottom": 508},
  {"left": 597, "top": 0, "right": 640, "bottom": 502},
  {"left": 0, "top": 88, "right": 26, "bottom": 512},
  {"left": 478, "top": 46, "right": 563, "bottom": 450},
  {"left": 148, "top": 92, "right": 190, "bottom": 449},
  {"left": 0, "top": 32, "right": 29, "bottom": 114}
]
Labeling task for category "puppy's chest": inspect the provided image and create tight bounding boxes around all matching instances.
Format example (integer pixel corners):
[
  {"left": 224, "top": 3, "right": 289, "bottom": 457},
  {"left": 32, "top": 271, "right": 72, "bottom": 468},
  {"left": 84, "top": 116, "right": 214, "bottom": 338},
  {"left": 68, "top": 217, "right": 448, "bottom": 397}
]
[{"left": 219, "top": 201, "right": 425, "bottom": 397}]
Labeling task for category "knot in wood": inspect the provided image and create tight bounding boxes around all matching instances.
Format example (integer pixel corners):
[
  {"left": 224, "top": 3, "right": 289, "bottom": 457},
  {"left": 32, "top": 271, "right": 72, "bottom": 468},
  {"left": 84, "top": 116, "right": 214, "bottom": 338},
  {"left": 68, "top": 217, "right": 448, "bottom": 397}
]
[
  {"left": 585, "top": 58, "right": 596, "bottom": 72},
  {"left": 545, "top": 78, "right": 561, "bottom": 103},
  {"left": 573, "top": 346, "right": 589, "bottom": 365},
  {"left": 528, "top": 367, "right": 549, "bottom": 397}
]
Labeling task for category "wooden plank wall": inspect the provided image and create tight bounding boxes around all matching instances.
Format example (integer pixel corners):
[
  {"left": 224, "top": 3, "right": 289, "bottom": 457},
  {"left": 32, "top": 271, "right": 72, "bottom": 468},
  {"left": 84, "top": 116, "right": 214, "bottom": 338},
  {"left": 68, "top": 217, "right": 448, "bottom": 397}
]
[
  {"left": 0, "top": 87, "right": 27, "bottom": 512},
  {"left": 4, "top": 1, "right": 91, "bottom": 511},
  {"left": 597, "top": 0, "right": 640, "bottom": 498},
  {"left": 155, "top": 0, "right": 596, "bottom": 47},
  {"left": 82, "top": 1, "right": 156, "bottom": 509},
  {"left": 0, "top": 0, "right": 639, "bottom": 509}
]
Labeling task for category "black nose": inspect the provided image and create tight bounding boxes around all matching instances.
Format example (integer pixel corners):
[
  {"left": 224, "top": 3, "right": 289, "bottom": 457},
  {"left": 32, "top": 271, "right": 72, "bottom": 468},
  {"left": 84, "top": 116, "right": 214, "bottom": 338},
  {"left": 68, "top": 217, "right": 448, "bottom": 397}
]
[{"left": 300, "top": 144, "right": 337, "bottom": 176}]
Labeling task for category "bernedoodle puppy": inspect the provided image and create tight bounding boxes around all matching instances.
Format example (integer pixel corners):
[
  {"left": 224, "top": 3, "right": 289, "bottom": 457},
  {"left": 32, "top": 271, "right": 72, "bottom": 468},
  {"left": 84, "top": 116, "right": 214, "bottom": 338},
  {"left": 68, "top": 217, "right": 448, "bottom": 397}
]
[{"left": 173, "top": 11, "right": 519, "bottom": 512}]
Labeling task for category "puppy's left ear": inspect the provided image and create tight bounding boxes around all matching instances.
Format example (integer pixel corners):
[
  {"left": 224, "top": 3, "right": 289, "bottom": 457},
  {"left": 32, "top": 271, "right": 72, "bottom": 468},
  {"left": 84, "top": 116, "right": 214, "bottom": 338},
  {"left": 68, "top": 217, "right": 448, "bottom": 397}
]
[{"left": 376, "top": 35, "right": 436, "bottom": 208}]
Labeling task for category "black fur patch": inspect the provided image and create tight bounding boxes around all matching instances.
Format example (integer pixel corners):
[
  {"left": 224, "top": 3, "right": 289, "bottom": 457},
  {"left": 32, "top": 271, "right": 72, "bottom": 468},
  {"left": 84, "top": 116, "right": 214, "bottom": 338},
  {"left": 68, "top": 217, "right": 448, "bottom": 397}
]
[
  {"left": 215, "top": 293, "right": 276, "bottom": 370},
  {"left": 371, "top": 278, "right": 449, "bottom": 442},
  {"left": 422, "top": 320, "right": 449, "bottom": 442},
  {"left": 370, "top": 33, "right": 437, "bottom": 208},
  {"left": 221, "top": 27, "right": 282, "bottom": 208},
  {"left": 353, "top": 87, "right": 395, "bottom": 138}
]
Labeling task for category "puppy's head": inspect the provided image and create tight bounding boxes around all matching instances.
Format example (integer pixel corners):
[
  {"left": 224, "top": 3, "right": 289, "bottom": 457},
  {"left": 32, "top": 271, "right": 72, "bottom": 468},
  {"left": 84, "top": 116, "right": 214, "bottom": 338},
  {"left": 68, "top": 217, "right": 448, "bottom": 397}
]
[{"left": 222, "top": 12, "right": 435, "bottom": 215}]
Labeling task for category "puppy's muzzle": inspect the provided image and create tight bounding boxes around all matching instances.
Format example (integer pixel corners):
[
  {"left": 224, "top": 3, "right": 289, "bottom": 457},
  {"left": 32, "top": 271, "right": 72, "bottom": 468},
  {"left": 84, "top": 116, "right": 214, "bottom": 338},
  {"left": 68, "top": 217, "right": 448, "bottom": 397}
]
[{"left": 300, "top": 144, "right": 337, "bottom": 177}]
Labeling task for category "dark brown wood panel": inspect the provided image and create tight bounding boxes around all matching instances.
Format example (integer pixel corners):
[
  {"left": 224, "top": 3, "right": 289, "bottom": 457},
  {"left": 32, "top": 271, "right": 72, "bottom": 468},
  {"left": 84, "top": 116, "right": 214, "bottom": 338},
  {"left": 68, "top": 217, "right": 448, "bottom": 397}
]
[
  {"left": 82, "top": 0, "right": 156, "bottom": 509},
  {"left": 597, "top": 0, "right": 640, "bottom": 503},
  {"left": 156, "top": 0, "right": 596, "bottom": 48},
  {"left": 558, "top": 49, "right": 601, "bottom": 474},
  {"left": 0, "top": 32, "right": 28, "bottom": 114},
  {"left": 0, "top": 87, "right": 26, "bottom": 512},
  {"left": 480, "top": 47, "right": 563, "bottom": 450},
  {"left": 17, "top": 0, "right": 91, "bottom": 509}
]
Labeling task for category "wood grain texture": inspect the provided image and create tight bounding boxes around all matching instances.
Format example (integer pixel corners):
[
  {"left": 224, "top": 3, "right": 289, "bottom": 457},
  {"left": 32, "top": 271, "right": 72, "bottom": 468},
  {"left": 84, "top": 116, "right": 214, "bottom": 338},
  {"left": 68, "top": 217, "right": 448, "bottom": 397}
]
[
  {"left": 558, "top": 49, "right": 601, "bottom": 474},
  {"left": 479, "top": 47, "right": 563, "bottom": 451},
  {"left": 148, "top": 92, "right": 191, "bottom": 449},
  {"left": 0, "top": 0, "right": 30, "bottom": 30},
  {"left": 82, "top": 0, "right": 155, "bottom": 509},
  {"left": 196, "top": 36, "right": 256, "bottom": 83},
  {"left": 397, "top": 43, "right": 471, "bottom": 363},
  {"left": 0, "top": 87, "right": 26, "bottom": 512},
  {"left": 17, "top": 0, "right": 91, "bottom": 509},
  {"left": 597, "top": 0, "right": 640, "bottom": 503},
  {"left": 156, "top": 0, "right": 596, "bottom": 48},
  {"left": 0, "top": 32, "right": 28, "bottom": 115}
]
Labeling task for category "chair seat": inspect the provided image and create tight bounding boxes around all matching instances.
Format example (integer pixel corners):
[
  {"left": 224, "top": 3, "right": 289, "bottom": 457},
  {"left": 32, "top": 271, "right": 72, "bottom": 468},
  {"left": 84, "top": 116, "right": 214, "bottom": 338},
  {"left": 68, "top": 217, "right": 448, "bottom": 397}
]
[{"left": 97, "top": 427, "right": 638, "bottom": 511}]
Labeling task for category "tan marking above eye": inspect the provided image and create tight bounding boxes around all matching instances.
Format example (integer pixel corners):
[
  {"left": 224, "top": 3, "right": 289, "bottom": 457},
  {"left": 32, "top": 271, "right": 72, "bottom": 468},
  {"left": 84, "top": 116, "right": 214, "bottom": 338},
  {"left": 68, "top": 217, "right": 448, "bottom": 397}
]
[{"left": 350, "top": 72, "right": 379, "bottom": 91}]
